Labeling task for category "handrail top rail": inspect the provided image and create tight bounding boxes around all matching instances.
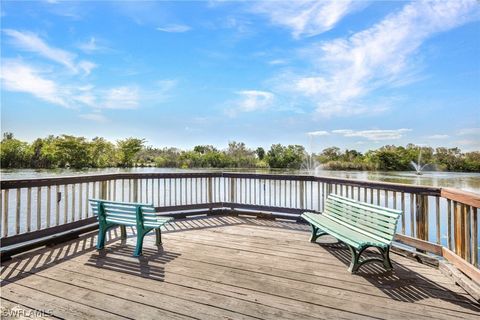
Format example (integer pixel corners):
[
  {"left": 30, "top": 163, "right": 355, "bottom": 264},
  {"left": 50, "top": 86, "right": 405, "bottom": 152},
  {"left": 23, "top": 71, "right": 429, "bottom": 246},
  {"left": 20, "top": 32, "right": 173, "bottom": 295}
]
[{"left": 1, "top": 171, "right": 479, "bottom": 206}]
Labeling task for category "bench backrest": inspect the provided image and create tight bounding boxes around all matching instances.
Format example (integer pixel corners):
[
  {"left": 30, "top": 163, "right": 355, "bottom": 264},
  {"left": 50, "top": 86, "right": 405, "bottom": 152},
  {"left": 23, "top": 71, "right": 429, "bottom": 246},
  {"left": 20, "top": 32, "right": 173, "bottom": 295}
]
[
  {"left": 89, "top": 199, "right": 157, "bottom": 227},
  {"left": 324, "top": 194, "right": 402, "bottom": 245}
]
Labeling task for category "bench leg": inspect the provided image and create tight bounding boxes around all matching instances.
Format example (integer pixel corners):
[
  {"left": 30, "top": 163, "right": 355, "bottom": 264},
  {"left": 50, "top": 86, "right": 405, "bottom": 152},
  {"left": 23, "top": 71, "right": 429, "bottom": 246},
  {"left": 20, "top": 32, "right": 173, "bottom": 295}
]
[
  {"left": 348, "top": 245, "right": 393, "bottom": 273},
  {"left": 347, "top": 245, "right": 361, "bottom": 273},
  {"left": 134, "top": 230, "right": 148, "bottom": 257},
  {"left": 309, "top": 224, "right": 327, "bottom": 242},
  {"left": 380, "top": 246, "right": 393, "bottom": 270},
  {"left": 97, "top": 224, "right": 107, "bottom": 250},
  {"left": 120, "top": 225, "right": 127, "bottom": 240},
  {"left": 155, "top": 228, "right": 162, "bottom": 246}
]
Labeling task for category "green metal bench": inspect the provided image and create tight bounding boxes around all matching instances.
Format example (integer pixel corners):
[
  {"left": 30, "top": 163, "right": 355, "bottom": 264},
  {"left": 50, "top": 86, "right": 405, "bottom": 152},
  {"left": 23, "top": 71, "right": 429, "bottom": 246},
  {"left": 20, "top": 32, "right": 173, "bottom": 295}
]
[
  {"left": 301, "top": 194, "right": 402, "bottom": 273},
  {"left": 89, "top": 199, "right": 173, "bottom": 256}
]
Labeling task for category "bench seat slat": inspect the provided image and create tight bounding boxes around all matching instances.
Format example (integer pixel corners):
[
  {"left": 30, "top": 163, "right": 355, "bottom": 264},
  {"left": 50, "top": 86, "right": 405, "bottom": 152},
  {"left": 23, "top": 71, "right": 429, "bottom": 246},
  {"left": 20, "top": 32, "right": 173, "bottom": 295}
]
[
  {"left": 329, "top": 194, "right": 401, "bottom": 218},
  {"left": 324, "top": 203, "right": 397, "bottom": 231},
  {"left": 302, "top": 212, "right": 388, "bottom": 249},
  {"left": 325, "top": 200, "right": 398, "bottom": 225},
  {"left": 324, "top": 206, "right": 397, "bottom": 237},
  {"left": 324, "top": 209, "right": 394, "bottom": 242}
]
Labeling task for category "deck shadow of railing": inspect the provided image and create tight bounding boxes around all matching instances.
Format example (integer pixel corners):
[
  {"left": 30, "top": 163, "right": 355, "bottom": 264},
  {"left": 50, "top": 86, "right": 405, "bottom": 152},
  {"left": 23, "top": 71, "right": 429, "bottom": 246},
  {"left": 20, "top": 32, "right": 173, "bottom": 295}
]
[
  {"left": 85, "top": 244, "right": 180, "bottom": 282},
  {"left": 0, "top": 228, "right": 125, "bottom": 284},
  {"left": 317, "top": 241, "right": 480, "bottom": 312},
  {"left": 0, "top": 215, "right": 250, "bottom": 285}
]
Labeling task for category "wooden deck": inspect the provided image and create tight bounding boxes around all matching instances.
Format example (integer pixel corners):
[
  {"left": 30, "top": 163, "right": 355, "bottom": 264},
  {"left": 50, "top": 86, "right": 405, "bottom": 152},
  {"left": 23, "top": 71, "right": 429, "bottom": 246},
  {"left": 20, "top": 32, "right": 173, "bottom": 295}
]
[{"left": 1, "top": 215, "right": 479, "bottom": 319}]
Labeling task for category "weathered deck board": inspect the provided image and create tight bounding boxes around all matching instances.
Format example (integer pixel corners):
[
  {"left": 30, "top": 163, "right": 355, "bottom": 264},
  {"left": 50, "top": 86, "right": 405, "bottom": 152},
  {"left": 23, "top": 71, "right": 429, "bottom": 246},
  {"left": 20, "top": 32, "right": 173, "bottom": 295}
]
[{"left": 1, "top": 216, "right": 479, "bottom": 320}]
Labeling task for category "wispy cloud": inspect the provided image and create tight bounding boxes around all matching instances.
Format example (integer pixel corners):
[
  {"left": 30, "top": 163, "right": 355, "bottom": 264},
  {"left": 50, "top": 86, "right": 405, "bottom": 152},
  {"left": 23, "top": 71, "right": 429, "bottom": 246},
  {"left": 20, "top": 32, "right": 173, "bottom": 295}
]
[
  {"left": 226, "top": 90, "right": 275, "bottom": 117},
  {"left": 3, "top": 29, "right": 96, "bottom": 75},
  {"left": 250, "top": 1, "right": 367, "bottom": 38},
  {"left": 79, "top": 113, "right": 107, "bottom": 123},
  {"left": 77, "top": 37, "right": 110, "bottom": 54},
  {"left": 156, "top": 24, "right": 191, "bottom": 33},
  {"left": 268, "top": 59, "right": 288, "bottom": 66},
  {"left": 273, "top": 1, "right": 480, "bottom": 117},
  {"left": 0, "top": 60, "right": 68, "bottom": 107},
  {"left": 457, "top": 127, "right": 480, "bottom": 136},
  {"left": 102, "top": 86, "right": 140, "bottom": 110},
  {"left": 427, "top": 134, "right": 449, "bottom": 139},
  {"left": 307, "top": 131, "right": 329, "bottom": 136},
  {"left": 332, "top": 129, "right": 411, "bottom": 141}
]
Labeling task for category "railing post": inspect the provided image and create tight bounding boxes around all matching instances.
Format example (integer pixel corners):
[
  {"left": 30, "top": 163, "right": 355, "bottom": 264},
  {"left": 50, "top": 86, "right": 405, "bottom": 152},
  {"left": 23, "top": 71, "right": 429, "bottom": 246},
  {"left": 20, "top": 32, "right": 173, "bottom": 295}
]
[
  {"left": 100, "top": 181, "right": 108, "bottom": 200},
  {"left": 416, "top": 194, "right": 429, "bottom": 242},
  {"left": 230, "top": 178, "right": 235, "bottom": 207},
  {"left": 453, "top": 202, "right": 466, "bottom": 259},
  {"left": 208, "top": 177, "right": 213, "bottom": 212},
  {"left": 300, "top": 181, "right": 305, "bottom": 209},
  {"left": 132, "top": 179, "right": 138, "bottom": 202}
]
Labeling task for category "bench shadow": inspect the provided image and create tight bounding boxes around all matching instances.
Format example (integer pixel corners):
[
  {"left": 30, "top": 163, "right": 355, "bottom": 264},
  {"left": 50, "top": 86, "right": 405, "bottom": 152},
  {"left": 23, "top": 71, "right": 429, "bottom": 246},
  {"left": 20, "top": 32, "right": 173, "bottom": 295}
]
[
  {"left": 316, "top": 240, "right": 480, "bottom": 312},
  {"left": 0, "top": 228, "right": 125, "bottom": 285},
  {"left": 85, "top": 243, "right": 180, "bottom": 282}
]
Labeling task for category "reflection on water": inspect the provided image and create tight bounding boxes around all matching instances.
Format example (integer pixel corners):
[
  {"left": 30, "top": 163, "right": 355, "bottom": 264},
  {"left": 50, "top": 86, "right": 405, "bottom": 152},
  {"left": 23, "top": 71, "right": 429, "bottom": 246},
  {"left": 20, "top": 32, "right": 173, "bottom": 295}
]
[{"left": 1, "top": 168, "right": 479, "bottom": 193}]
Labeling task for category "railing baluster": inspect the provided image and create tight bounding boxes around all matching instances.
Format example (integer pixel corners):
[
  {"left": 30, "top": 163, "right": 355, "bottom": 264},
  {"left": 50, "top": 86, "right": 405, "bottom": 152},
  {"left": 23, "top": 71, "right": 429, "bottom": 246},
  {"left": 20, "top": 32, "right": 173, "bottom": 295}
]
[
  {"left": 46, "top": 186, "right": 51, "bottom": 228},
  {"left": 15, "top": 188, "right": 21, "bottom": 235},
  {"left": 37, "top": 187, "right": 42, "bottom": 230},
  {"left": 151, "top": 179, "right": 154, "bottom": 204},
  {"left": 410, "top": 194, "right": 415, "bottom": 237},
  {"left": 447, "top": 199, "right": 452, "bottom": 250},
  {"left": 436, "top": 196, "right": 441, "bottom": 244},
  {"left": 27, "top": 188, "right": 32, "bottom": 232},
  {"left": 465, "top": 205, "right": 472, "bottom": 263},
  {"left": 85, "top": 183, "right": 89, "bottom": 218},
  {"left": 401, "top": 192, "right": 405, "bottom": 234},
  {"left": 473, "top": 208, "right": 478, "bottom": 267},
  {"left": 3, "top": 189, "right": 9, "bottom": 237},
  {"left": 63, "top": 184, "right": 68, "bottom": 223},
  {"left": 71, "top": 184, "right": 76, "bottom": 222},
  {"left": 79, "top": 183, "right": 83, "bottom": 219}
]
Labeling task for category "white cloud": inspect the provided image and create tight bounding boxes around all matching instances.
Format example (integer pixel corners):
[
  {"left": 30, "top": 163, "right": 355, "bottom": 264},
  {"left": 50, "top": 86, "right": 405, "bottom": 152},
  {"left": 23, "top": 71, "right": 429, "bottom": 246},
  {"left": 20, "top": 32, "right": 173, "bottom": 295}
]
[
  {"left": 78, "top": 37, "right": 96, "bottom": 53},
  {"left": 307, "top": 131, "right": 329, "bottom": 136},
  {"left": 275, "top": 1, "right": 480, "bottom": 117},
  {"left": 225, "top": 90, "right": 275, "bottom": 117},
  {"left": 79, "top": 113, "right": 107, "bottom": 122},
  {"left": 250, "top": 1, "right": 366, "bottom": 38},
  {"left": 102, "top": 86, "right": 140, "bottom": 109},
  {"left": 268, "top": 59, "right": 288, "bottom": 65},
  {"left": 78, "top": 60, "right": 97, "bottom": 76},
  {"left": 332, "top": 129, "right": 411, "bottom": 141},
  {"left": 237, "top": 90, "right": 274, "bottom": 112},
  {"left": 0, "top": 60, "right": 68, "bottom": 107},
  {"left": 156, "top": 24, "right": 191, "bottom": 33},
  {"left": 457, "top": 128, "right": 480, "bottom": 136},
  {"left": 427, "top": 134, "right": 449, "bottom": 139},
  {"left": 3, "top": 29, "right": 96, "bottom": 75}
]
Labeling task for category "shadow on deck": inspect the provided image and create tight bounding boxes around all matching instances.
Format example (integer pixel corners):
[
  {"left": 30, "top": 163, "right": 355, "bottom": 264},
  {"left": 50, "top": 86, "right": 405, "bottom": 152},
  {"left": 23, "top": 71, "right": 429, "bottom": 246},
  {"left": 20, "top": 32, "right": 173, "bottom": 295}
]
[{"left": 1, "top": 215, "right": 479, "bottom": 319}]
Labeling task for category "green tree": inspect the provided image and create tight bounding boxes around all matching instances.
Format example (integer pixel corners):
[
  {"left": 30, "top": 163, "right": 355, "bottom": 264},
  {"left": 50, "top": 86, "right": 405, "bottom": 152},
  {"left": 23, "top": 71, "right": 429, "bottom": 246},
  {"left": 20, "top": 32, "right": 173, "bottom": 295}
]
[
  {"left": 54, "top": 135, "right": 90, "bottom": 168},
  {"left": 89, "top": 137, "right": 116, "bottom": 168},
  {"left": 0, "top": 133, "right": 32, "bottom": 168},
  {"left": 117, "top": 138, "right": 145, "bottom": 167},
  {"left": 255, "top": 147, "right": 266, "bottom": 160},
  {"left": 266, "top": 144, "right": 306, "bottom": 169}
]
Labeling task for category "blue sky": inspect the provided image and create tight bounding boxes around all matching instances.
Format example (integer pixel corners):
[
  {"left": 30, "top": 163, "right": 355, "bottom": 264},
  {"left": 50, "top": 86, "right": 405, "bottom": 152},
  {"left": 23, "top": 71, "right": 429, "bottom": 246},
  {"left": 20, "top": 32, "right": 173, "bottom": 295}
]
[{"left": 1, "top": 1, "right": 479, "bottom": 152}]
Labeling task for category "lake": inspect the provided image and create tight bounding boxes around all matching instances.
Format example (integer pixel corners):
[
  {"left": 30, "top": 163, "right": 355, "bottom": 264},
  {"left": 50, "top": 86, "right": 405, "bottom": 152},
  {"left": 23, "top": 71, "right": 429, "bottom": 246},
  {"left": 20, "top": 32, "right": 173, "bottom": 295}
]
[{"left": 2, "top": 168, "right": 480, "bottom": 194}]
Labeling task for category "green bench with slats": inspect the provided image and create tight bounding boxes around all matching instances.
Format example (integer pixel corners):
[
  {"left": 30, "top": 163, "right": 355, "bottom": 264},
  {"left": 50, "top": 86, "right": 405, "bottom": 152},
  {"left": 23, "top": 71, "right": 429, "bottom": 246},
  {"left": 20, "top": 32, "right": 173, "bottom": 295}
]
[
  {"left": 301, "top": 194, "right": 402, "bottom": 273},
  {"left": 89, "top": 199, "right": 173, "bottom": 256}
]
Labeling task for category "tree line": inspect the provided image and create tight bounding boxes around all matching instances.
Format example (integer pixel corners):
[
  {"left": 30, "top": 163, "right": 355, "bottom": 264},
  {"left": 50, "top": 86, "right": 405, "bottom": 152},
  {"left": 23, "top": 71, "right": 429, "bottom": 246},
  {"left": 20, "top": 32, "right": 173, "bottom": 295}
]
[{"left": 1, "top": 133, "right": 479, "bottom": 172}]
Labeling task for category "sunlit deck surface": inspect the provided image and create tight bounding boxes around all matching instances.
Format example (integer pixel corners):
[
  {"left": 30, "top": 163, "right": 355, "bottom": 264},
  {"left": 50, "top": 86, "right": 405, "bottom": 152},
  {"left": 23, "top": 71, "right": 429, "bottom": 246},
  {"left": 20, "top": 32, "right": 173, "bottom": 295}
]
[{"left": 1, "top": 216, "right": 479, "bottom": 319}]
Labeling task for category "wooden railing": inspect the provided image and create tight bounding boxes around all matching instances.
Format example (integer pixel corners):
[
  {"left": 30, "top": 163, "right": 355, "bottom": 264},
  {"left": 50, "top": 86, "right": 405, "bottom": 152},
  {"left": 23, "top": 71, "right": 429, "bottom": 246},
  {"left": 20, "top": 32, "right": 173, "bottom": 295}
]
[{"left": 1, "top": 172, "right": 479, "bottom": 273}]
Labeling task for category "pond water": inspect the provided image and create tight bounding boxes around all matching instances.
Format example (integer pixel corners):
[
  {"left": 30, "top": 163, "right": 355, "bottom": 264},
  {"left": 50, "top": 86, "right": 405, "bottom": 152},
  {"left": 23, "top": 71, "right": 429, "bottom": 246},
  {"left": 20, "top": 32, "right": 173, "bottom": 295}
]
[{"left": 2, "top": 168, "right": 480, "bottom": 193}]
